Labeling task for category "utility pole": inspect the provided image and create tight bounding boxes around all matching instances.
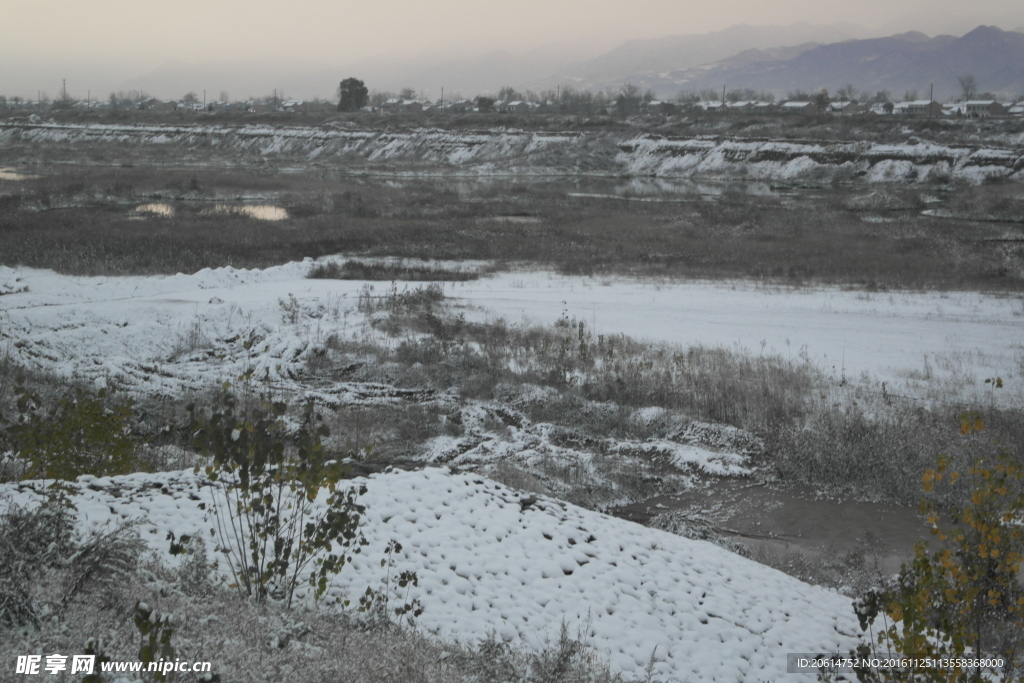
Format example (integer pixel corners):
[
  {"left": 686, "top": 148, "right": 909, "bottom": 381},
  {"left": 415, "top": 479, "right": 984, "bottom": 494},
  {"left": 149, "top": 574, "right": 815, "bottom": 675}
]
[
  {"left": 203, "top": 89, "right": 206, "bottom": 109},
  {"left": 62, "top": 79, "right": 66, "bottom": 103}
]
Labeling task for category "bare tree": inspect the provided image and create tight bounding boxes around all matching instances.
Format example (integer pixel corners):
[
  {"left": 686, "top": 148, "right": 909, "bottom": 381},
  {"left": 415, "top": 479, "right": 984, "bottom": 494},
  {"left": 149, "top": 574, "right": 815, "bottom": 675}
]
[
  {"left": 497, "top": 86, "right": 520, "bottom": 102},
  {"left": 958, "top": 74, "right": 978, "bottom": 101},
  {"left": 726, "top": 88, "right": 758, "bottom": 102},
  {"left": 836, "top": 84, "right": 858, "bottom": 102},
  {"left": 370, "top": 90, "right": 394, "bottom": 107}
]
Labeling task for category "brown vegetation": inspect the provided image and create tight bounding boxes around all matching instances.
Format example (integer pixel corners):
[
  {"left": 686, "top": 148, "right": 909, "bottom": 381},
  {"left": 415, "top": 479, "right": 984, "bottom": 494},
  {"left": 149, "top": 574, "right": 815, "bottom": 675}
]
[{"left": 1, "top": 165, "right": 1022, "bottom": 290}]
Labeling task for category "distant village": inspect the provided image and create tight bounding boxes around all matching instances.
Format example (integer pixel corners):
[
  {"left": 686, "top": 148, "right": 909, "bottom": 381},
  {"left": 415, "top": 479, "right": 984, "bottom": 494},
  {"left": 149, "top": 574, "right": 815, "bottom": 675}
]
[{"left": 3, "top": 85, "right": 1023, "bottom": 119}]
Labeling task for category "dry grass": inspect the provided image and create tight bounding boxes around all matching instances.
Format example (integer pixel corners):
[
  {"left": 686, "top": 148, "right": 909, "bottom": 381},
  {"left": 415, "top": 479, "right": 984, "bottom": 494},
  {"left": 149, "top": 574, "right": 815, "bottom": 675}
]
[
  {"left": 1, "top": 165, "right": 1022, "bottom": 290},
  {"left": 308, "top": 260, "right": 480, "bottom": 282}
]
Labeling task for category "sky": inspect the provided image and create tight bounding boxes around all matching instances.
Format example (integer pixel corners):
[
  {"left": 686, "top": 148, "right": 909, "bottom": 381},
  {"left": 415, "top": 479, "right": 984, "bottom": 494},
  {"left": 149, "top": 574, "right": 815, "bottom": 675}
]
[{"left": 2, "top": 0, "right": 1023, "bottom": 99}]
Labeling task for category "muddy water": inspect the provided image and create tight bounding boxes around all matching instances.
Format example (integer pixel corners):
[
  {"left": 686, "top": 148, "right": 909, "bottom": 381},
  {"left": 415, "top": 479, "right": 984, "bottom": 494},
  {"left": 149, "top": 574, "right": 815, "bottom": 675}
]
[
  {"left": 203, "top": 204, "right": 288, "bottom": 220},
  {"left": 613, "top": 478, "right": 930, "bottom": 575},
  {"left": 129, "top": 203, "right": 289, "bottom": 220},
  {"left": 0, "top": 167, "right": 34, "bottom": 181},
  {"left": 132, "top": 203, "right": 175, "bottom": 217}
]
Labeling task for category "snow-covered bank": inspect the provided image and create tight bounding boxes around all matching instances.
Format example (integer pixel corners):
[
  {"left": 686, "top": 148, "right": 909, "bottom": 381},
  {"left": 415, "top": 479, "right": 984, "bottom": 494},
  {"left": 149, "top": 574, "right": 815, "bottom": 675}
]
[
  {"left": 1, "top": 261, "right": 1021, "bottom": 403},
  {"left": 0, "top": 467, "right": 861, "bottom": 681},
  {"left": 619, "top": 135, "right": 1023, "bottom": 183},
  {"left": 456, "top": 271, "right": 1024, "bottom": 402},
  {"left": 2, "top": 121, "right": 1021, "bottom": 184}
]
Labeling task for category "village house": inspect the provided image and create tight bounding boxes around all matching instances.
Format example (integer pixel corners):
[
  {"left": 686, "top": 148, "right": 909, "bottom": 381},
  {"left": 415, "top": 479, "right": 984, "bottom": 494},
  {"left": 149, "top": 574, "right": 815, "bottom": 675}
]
[
  {"left": 695, "top": 100, "right": 726, "bottom": 112},
  {"left": 139, "top": 98, "right": 177, "bottom": 112},
  {"left": 964, "top": 100, "right": 1007, "bottom": 117},
  {"left": 893, "top": 100, "right": 943, "bottom": 117},
  {"left": 779, "top": 101, "right": 816, "bottom": 116},
  {"left": 505, "top": 100, "right": 531, "bottom": 113},
  {"left": 829, "top": 100, "right": 863, "bottom": 115}
]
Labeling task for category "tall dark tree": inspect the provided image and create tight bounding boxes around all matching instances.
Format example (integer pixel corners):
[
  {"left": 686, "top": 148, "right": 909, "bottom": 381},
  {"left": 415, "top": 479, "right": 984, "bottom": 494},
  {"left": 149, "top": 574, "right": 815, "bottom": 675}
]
[
  {"left": 338, "top": 78, "right": 368, "bottom": 112},
  {"left": 616, "top": 83, "right": 642, "bottom": 116},
  {"left": 812, "top": 89, "right": 831, "bottom": 115},
  {"left": 958, "top": 74, "right": 978, "bottom": 101}
]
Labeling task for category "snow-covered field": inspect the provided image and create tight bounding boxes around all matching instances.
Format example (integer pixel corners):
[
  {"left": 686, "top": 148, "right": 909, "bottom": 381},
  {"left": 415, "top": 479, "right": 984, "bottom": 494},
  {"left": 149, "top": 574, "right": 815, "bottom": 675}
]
[
  {"left": 458, "top": 271, "right": 1024, "bottom": 403},
  {"left": 3, "top": 259, "right": 1023, "bottom": 680},
  {"left": 2, "top": 260, "right": 1021, "bottom": 404},
  {"left": 0, "top": 467, "right": 860, "bottom": 682}
]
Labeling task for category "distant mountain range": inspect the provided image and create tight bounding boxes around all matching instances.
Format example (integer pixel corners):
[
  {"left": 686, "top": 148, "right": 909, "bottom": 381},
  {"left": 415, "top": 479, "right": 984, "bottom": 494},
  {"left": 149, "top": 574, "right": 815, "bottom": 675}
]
[
  {"left": 113, "top": 24, "right": 1024, "bottom": 102},
  {"left": 640, "top": 25, "right": 1024, "bottom": 100},
  {"left": 535, "top": 22, "right": 868, "bottom": 92}
]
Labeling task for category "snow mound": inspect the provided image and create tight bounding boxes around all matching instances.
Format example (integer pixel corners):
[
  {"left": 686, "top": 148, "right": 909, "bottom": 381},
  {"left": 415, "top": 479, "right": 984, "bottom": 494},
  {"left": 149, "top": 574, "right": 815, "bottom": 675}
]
[
  {"left": 0, "top": 266, "right": 28, "bottom": 295},
  {"left": 2, "top": 468, "right": 860, "bottom": 681}
]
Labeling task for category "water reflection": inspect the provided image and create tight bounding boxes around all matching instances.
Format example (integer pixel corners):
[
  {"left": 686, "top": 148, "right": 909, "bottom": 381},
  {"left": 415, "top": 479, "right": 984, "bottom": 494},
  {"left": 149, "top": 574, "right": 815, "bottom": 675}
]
[
  {"left": 203, "top": 205, "right": 289, "bottom": 220},
  {"left": 130, "top": 203, "right": 288, "bottom": 220},
  {"left": 132, "top": 203, "right": 175, "bottom": 217},
  {"left": 0, "top": 168, "right": 34, "bottom": 181},
  {"left": 476, "top": 215, "right": 543, "bottom": 224}
]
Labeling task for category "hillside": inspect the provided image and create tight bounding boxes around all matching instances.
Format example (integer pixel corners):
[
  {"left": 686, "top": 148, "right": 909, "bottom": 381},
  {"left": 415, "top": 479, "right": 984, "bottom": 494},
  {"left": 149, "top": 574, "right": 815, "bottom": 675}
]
[{"left": 650, "top": 25, "right": 1024, "bottom": 99}]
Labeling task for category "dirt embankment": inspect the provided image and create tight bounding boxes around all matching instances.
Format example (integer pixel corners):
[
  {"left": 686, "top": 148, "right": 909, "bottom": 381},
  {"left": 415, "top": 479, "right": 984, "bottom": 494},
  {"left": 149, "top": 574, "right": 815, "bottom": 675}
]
[{"left": 2, "top": 121, "right": 1022, "bottom": 184}]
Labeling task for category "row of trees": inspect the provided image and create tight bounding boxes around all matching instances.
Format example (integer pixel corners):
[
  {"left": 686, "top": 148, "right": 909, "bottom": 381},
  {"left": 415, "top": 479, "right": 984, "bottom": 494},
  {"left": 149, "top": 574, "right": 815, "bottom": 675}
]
[
  {"left": 1, "top": 73, "right": 1008, "bottom": 115},
  {"left": 332, "top": 73, "right": 1008, "bottom": 118}
]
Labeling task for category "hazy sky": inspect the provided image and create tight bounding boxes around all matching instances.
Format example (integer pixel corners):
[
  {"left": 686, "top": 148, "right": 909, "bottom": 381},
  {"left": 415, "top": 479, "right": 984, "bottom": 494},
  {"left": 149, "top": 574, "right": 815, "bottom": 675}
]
[{"left": 2, "top": 0, "right": 1023, "bottom": 98}]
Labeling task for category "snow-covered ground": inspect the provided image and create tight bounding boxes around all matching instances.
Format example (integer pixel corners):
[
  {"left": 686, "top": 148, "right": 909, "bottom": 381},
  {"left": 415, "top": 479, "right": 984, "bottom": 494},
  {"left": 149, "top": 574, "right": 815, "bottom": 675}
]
[
  {"left": 4, "top": 260, "right": 1019, "bottom": 404},
  {"left": 457, "top": 271, "right": 1024, "bottom": 404},
  {"left": 2, "top": 122, "right": 1021, "bottom": 183},
  {"left": 0, "top": 467, "right": 860, "bottom": 682},
  {"left": 3, "top": 259, "right": 1023, "bottom": 679}
]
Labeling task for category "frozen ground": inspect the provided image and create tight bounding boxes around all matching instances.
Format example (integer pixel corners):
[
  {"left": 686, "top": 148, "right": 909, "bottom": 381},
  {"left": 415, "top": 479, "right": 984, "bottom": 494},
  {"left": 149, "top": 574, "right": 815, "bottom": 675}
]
[
  {"left": 2, "top": 260, "right": 1019, "bottom": 405},
  {"left": 0, "top": 467, "right": 861, "bottom": 682}
]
